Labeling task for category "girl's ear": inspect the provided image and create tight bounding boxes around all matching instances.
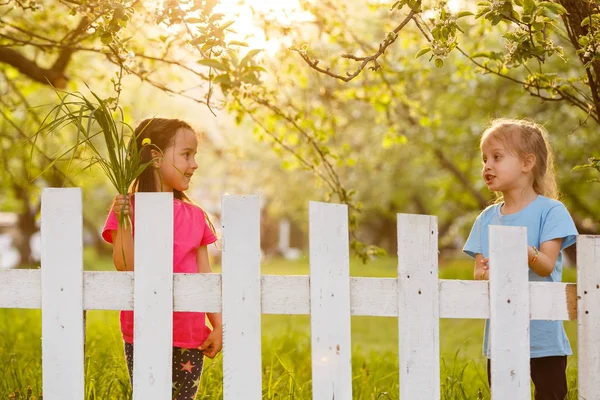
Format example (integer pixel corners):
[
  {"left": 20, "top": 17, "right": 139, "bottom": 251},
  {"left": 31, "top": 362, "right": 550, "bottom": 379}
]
[
  {"left": 150, "top": 149, "right": 162, "bottom": 168},
  {"left": 522, "top": 153, "right": 536, "bottom": 172}
]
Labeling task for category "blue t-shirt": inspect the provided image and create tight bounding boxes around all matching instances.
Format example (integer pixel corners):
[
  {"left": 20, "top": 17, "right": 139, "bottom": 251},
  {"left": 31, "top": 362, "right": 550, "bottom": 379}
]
[{"left": 463, "top": 195, "right": 577, "bottom": 358}]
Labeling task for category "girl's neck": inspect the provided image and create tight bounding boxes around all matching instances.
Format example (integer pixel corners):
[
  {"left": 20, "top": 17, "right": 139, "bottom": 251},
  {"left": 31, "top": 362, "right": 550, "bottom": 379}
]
[{"left": 501, "top": 187, "right": 538, "bottom": 214}]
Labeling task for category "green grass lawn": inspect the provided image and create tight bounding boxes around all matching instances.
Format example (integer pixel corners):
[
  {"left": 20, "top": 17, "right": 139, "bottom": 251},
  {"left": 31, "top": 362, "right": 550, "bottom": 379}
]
[{"left": 0, "top": 253, "right": 579, "bottom": 399}]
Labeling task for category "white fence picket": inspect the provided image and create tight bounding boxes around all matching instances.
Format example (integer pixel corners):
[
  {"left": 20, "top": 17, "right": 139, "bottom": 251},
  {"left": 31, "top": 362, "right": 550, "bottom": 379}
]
[
  {"left": 397, "top": 213, "right": 440, "bottom": 400},
  {"left": 133, "top": 193, "right": 173, "bottom": 399},
  {"left": 40, "top": 188, "right": 85, "bottom": 399},
  {"left": 309, "top": 201, "right": 353, "bottom": 400},
  {"left": 577, "top": 235, "right": 600, "bottom": 397},
  {"left": 221, "top": 195, "right": 262, "bottom": 399},
  {"left": 488, "top": 225, "right": 530, "bottom": 400}
]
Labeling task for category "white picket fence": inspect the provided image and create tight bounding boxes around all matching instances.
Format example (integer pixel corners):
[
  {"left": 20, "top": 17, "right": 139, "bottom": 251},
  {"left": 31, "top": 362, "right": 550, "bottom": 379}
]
[{"left": 0, "top": 188, "right": 599, "bottom": 400}]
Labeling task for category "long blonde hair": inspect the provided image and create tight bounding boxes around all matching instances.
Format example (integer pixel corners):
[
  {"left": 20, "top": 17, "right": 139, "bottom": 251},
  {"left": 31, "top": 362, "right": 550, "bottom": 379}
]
[{"left": 480, "top": 118, "right": 558, "bottom": 199}]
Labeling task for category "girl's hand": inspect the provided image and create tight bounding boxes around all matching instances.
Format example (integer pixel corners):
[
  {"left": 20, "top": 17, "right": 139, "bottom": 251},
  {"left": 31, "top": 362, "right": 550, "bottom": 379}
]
[
  {"left": 112, "top": 194, "right": 131, "bottom": 217},
  {"left": 480, "top": 257, "right": 489, "bottom": 270},
  {"left": 474, "top": 254, "right": 489, "bottom": 280},
  {"left": 480, "top": 257, "right": 489, "bottom": 280},
  {"left": 198, "top": 327, "right": 222, "bottom": 359}
]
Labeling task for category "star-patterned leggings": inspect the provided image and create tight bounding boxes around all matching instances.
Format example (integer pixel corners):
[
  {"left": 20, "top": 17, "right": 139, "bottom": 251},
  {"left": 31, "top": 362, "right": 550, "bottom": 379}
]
[{"left": 124, "top": 342, "right": 205, "bottom": 399}]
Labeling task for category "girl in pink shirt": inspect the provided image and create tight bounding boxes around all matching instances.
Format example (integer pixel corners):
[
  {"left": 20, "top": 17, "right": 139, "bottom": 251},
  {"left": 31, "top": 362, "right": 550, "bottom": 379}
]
[{"left": 102, "top": 118, "right": 221, "bottom": 399}]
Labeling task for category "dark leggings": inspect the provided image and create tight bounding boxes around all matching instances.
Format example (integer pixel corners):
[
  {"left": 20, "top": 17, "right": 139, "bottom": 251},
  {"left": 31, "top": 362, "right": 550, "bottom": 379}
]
[
  {"left": 487, "top": 356, "right": 567, "bottom": 400},
  {"left": 124, "top": 342, "right": 204, "bottom": 399}
]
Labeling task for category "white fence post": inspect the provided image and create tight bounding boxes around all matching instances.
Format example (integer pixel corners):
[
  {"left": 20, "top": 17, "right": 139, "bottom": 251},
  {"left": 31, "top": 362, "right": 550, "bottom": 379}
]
[
  {"left": 41, "top": 188, "right": 85, "bottom": 399},
  {"left": 309, "top": 202, "right": 353, "bottom": 400},
  {"left": 488, "top": 226, "right": 530, "bottom": 399},
  {"left": 222, "top": 195, "right": 262, "bottom": 399},
  {"left": 577, "top": 235, "right": 600, "bottom": 397},
  {"left": 397, "top": 213, "right": 440, "bottom": 400},
  {"left": 133, "top": 193, "right": 173, "bottom": 399}
]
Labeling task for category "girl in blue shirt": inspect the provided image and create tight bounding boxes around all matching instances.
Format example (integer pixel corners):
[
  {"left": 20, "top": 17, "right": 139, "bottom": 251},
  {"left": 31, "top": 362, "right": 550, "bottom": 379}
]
[{"left": 463, "top": 119, "right": 577, "bottom": 400}]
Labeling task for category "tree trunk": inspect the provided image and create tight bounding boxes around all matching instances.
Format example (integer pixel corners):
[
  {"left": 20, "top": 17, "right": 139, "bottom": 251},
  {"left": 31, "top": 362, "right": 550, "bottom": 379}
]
[
  {"left": 15, "top": 207, "right": 37, "bottom": 268},
  {"left": 558, "top": 0, "right": 600, "bottom": 119}
]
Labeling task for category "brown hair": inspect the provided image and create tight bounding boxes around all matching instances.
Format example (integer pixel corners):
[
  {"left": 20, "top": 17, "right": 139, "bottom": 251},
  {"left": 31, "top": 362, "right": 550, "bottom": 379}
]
[
  {"left": 130, "top": 117, "right": 217, "bottom": 234},
  {"left": 131, "top": 118, "right": 193, "bottom": 200},
  {"left": 480, "top": 118, "right": 558, "bottom": 199}
]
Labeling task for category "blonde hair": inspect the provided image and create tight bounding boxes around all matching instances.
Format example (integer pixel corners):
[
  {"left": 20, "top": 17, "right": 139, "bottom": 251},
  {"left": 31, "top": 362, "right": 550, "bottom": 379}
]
[{"left": 480, "top": 118, "right": 558, "bottom": 199}]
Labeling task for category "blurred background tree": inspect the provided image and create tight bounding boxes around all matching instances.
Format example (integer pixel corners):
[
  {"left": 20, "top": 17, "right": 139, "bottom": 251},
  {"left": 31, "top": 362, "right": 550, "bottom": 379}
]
[{"left": 1, "top": 0, "right": 598, "bottom": 267}]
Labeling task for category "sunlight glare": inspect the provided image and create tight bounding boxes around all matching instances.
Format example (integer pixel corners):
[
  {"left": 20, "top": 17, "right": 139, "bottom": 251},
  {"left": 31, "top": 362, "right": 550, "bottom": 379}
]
[
  {"left": 214, "top": 0, "right": 313, "bottom": 55},
  {"left": 447, "top": 0, "right": 462, "bottom": 13}
]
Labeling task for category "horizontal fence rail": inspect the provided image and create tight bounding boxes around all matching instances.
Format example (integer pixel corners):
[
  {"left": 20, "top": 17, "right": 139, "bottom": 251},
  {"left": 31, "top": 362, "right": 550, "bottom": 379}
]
[
  {"left": 0, "top": 271, "right": 579, "bottom": 320},
  {"left": 0, "top": 188, "right": 598, "bottom": 400}
]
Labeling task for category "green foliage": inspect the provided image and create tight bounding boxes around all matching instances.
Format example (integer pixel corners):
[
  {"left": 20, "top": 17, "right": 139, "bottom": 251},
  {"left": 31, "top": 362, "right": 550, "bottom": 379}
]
[
  {"left": 209, "top": 49, "right": 266, "bottom": 93},
  {"left": 2, "top": 0, "right": 599, "bottom": 266},
  {"left": 573, "top": 157, "right": 600, "bottom": 184},
  {"left": 1, "top": 0, "right": 265, "bottom": 107},
  {"left": 476, "top": 0, "right": 567, "bottom": 64},
  {"left": 288, "top": 0, "right": 600, "bottom": 189},
  {"left": 578, "top": 10, "right": 600, "bottom": 69},
  {"left": 392, "top": 0, "right": 423, "bottom": 13},
  {"left": 262, "top": 0, "right": 599, "bottom": 239},
  {"left": 149, "top": 0, "right": 267, "bottom": 100},
  {"left": 96, "top": 2, "right": 134, "bottom": 46}
]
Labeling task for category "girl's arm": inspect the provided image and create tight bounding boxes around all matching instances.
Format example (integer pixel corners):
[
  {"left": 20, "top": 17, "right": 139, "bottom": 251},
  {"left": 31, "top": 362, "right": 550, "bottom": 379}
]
[
  {"left": 473, "top": 254, "right": 489, "bottom": 280},
  {"left": 111, "top": 195, "right": 134, "bottom": 271},
  {"left": 528, "top": 238, "right": 562, "bottom": 277},
  {"left": 111, "top": 227, "right": 134, "bottom": 271},
  {"left": 197, "top": 245, "right": 223, "bottom": 358},
  {"left": 473, "top": 239, "right": 561, "bottom": 280}
]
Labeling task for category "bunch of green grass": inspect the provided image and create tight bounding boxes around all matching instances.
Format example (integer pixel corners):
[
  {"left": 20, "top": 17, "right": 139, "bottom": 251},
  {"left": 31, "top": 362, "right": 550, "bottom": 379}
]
[{"left": 33, "top": 88, "right": 155, "bottom": 229}]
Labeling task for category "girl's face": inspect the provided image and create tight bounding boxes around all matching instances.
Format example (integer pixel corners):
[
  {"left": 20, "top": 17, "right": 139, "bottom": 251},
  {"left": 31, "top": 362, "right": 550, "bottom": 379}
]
[
  {"left": 155, "top": 128, "right": 199, "bottom": 193},
  {"left": 481, "top": 137, "right": 532, "bottom": 193}
]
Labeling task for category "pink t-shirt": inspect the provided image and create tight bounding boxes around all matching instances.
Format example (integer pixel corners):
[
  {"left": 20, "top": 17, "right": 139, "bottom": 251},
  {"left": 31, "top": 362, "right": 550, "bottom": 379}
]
[{"left": 102, "top": 197, "right": 217, "bottom": 348}]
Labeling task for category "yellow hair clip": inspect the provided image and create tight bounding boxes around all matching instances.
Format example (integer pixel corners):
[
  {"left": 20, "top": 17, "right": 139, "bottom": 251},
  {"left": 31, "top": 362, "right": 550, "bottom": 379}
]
[{"left": 141, "top": 138, "right": 151, "bottom": 146}]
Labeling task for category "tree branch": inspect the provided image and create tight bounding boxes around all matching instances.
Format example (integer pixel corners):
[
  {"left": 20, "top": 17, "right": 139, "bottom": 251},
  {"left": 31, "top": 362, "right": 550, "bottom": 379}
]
[
  {"left": 455, "top": 46, "right": 600, "bottom": 124},
  {"left": 292, "top": 10, "right": 416, "bottom": 82},
  {"left": 52, "top": 16, "right": 90, "bottom": 73},
  {"left": 0, "top": 16, "right": 90, "bottom": 88},
  {"left": 0, "top": 48, "right": 67, "bottom": 88}
]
